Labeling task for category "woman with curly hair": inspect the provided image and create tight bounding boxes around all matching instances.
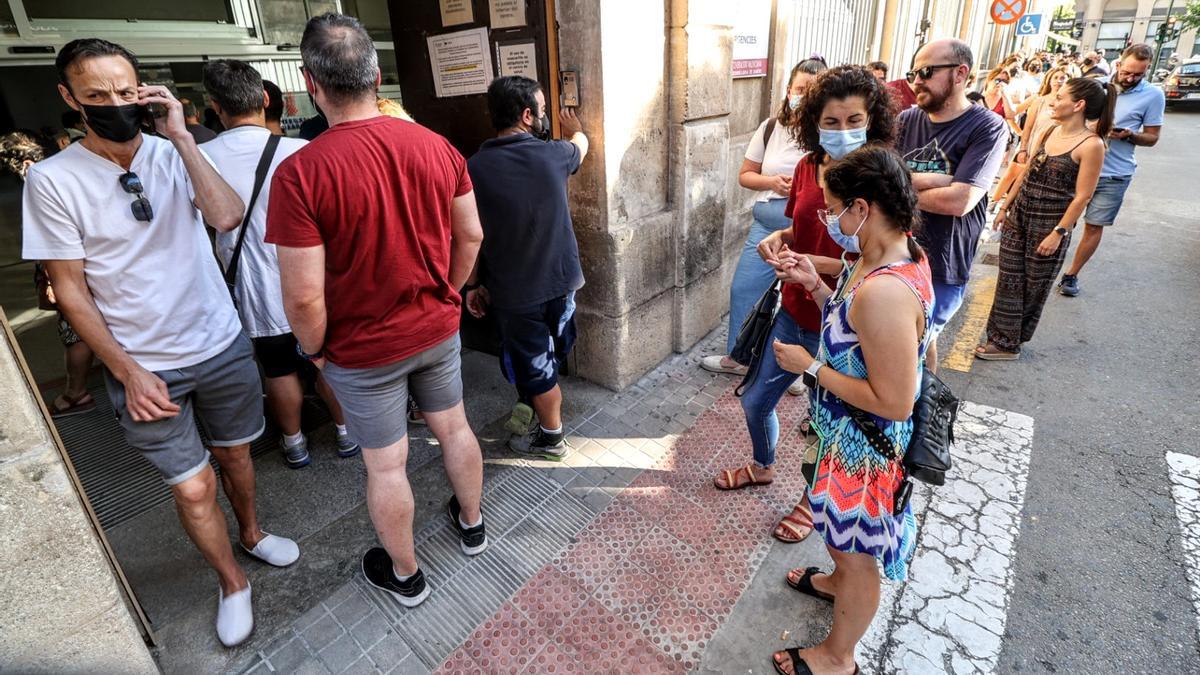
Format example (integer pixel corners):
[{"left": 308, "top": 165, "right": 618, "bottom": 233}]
[
  {"left": 711, "top": 65, "right": 898, "bottom": 545},
  {"left": 701, "top": 57, "right": 826, "bottom": 378},
  {"left": 0, "top": 131, "right": 97, "bottom": 417},
  {"left": 770, "top": 145, "right": 933, "bottom": 675}
]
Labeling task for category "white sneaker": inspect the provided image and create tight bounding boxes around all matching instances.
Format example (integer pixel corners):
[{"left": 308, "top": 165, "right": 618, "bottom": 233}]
[
  {"left": 242, "top": 533, "right": 300, "bottom": 567},
  {"left": 216, "top": 583, "right": 253, "bottom": 647},
  {"left": 700, "top": 355, "right": 748, "bottom": 376},
  {"left": 787, "top": 380, "right": 806, "bottom": 396}
]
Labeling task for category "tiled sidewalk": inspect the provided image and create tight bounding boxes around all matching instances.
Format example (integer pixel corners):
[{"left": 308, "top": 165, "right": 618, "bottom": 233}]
[{"left": 234, "top": 330, "right": 810, "bottom": 674}]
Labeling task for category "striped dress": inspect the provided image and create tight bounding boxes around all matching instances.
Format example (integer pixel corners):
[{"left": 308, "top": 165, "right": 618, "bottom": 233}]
[{"left": 808, "top": 258, "right": 934, "bottom": 581}]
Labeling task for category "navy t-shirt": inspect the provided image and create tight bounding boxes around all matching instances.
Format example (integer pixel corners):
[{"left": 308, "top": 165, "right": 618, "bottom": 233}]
[
  {"left": 467, "top": 133, "right": 584, "bottom": 310},
  {"left": 897, "top": 105, "right": 1008, "bottom": 286}
]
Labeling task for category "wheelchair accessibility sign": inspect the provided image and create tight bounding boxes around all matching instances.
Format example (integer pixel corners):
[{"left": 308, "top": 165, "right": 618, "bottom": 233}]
[
  {"left": 1015, "top": 14, "right": 1045, "bottom": 36},
  {"left": 989, "top": 0, "right": 1026, "bottom": 25}
]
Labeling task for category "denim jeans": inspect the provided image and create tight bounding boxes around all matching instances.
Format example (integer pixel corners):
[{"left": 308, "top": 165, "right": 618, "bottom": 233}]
[
  {"left": 726, "top": 198, "right": 792, "bottom": 354},
  {"left": 740, "top": 311, "right": 821, "bottom": 467}
]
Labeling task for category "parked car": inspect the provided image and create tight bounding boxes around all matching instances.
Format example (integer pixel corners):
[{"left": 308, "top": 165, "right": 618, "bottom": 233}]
[{"left": 1164, "top": 58, "right": 1200, "bottom": 108}]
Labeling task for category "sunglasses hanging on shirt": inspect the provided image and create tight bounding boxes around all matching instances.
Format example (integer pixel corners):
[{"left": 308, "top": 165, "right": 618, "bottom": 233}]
[{"left": 119, "top": 171, "right": 154, "bottom": 222}]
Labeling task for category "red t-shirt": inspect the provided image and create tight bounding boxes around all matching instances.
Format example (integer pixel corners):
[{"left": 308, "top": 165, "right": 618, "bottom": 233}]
[
  {"left": 782, "top": 155, "right": 849, "bottom": 334},
  {"left": 265, "top": 116, "right": 473, "bottom": 368},
  {"left": 886, "top": 78, "right": 917, "bottom": 110}
]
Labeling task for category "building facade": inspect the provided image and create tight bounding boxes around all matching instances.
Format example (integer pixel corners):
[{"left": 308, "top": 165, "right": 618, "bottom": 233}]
[{"left": 1076, "top": 0, "right": 1199, "bottom": 62}]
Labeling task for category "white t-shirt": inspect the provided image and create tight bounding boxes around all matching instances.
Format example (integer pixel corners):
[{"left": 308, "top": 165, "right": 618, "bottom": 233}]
[
  {"left": 22, "top": 135, "right": 242, "bottom": 371},
  {"left": 743, "top": 117, "right": 806, "bottom": 202},
  {"left": 201, "top": 126, "right": 307, "bottom": 338}
]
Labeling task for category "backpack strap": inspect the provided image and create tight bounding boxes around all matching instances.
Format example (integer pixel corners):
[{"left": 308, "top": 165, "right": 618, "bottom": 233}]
[
  {"left": 763, "top": 118, "right": 778, "bottom": 147},
  {"left": 225, "top": 133, "right": 281, "bottom": 291}
]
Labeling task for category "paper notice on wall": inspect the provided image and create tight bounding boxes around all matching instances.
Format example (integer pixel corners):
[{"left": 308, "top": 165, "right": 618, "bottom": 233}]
[
  {"left": 497, "top": 42, "right": 538, "bottom": 81},
  {"left": 489, "top": 0, "right": 527, "bottom": 29},
  {"left": 428, "top": 28, "right": 494, "bottom": 98},
  {"left": 732, "top": 0, "right": 771, "bottom": 78},
  {"left": 439, "top": 0, "right": 474, "bottom": 27}
]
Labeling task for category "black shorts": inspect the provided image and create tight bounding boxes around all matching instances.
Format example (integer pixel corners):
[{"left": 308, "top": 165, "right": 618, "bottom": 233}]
[
  {"left": 496, "top": 293, "right": 577, "bottom": 399},
  {"left": 252, "top": 333, "right": 309, "bottom": 379}
]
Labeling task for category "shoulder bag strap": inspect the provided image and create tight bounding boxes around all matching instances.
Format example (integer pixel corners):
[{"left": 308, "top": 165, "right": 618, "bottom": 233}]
[
  {"left": 225, "top": 133, "right": 282, "bottom": 288},
  {"left": 763, "top": 118, "right": 778, "bottom": 147}
]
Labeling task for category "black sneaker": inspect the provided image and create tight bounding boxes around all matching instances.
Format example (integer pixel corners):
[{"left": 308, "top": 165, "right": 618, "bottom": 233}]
[
  {"left": 447, "top": 495, "right": 488, "bottom": 556},
  {"left": 361, "top": 547, "right": 430, "bottom": 608},
  {"left": 1059, "top": 274, "right": 1080, "bottom": 297},
  {"left": 508, "top": 428, "right": 569, "bottom": 461}
]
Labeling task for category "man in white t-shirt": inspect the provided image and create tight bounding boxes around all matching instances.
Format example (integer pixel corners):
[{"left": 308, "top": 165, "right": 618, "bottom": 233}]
[
  {"left": 201, "top": 59, "right": 360, "bottom": 469},
  {"left": 20, "top": 38, "right": 298, "bottom": 648}
]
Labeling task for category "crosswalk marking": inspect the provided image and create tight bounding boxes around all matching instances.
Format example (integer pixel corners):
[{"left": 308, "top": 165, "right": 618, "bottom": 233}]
[
  {"left": 860, "top": 402, "right": 1035, "bottom": 673},
  {"left": 1166, "top": 452, "right": 1200, "bottom": 642}
]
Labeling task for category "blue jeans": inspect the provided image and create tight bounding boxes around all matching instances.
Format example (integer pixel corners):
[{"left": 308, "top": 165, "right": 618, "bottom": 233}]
[
  {"left": 930, "top": 280, "right": 967, "bottom": 338},
  {"left": 726, "top": 198, "right": 792, "bottom": 353},
  {"left": 740, "top": 311, "right": 821, "bottom": 467}
]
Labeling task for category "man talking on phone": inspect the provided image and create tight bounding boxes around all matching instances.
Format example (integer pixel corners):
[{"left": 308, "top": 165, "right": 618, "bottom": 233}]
[
  {"left": 1058, "top": 43, "right": 1164, "bottom": 297},
  {"left": 21, "top": 38, "right": 298, "bottom": 647}
]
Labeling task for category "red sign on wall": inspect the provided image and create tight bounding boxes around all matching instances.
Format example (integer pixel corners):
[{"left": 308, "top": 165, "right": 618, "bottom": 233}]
[{"left": 990, "top": 0, "right": 1027, "bottom": 25}]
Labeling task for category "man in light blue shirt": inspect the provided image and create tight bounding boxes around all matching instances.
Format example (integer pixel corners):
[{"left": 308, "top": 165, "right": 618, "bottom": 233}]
[{"left": 1060, "top": 43, "right": 1164, "bottom": 297}]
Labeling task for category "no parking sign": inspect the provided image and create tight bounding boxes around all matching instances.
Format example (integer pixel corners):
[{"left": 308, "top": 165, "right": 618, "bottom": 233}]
[{"left": 990, "top": 0, "right": 1026, "bottom": 25}]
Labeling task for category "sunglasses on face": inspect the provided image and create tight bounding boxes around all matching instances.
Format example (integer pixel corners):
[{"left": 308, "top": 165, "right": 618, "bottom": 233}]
[
  {"left": 119, "top": 171, "right": 154, "bottom": 222},
  {"left": 905, "top": 63, "right": 960, "bottom": 83}
]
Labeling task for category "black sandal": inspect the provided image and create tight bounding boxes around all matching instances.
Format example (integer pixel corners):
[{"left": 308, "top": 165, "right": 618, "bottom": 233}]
[
  {"left": 771, "top": 648, "right": 860, "bottom": 675},
  {"left": 785, "top": 566, "right": 835, "bottom": 603}
]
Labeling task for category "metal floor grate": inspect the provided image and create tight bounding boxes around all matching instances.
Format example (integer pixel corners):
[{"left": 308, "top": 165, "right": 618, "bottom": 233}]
[{"left": 52, "top": 381, "right": 326, "bottom": 531}]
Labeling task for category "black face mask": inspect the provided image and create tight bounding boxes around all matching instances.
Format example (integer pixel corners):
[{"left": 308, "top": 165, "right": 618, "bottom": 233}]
[
  {"left": 80, "top": 102, "right": 145, "bottom": 142},
  {"left": 531, "top": 114, "right": 551, "bottom": 141}
]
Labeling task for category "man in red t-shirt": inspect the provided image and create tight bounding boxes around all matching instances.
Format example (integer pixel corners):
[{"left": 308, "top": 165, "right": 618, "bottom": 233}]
[
  {"left": 887, "top": 77, "right": 918, "bottom": 110},
  {"left": 265, "top": 14, "right": 486, "bottom": 608}
]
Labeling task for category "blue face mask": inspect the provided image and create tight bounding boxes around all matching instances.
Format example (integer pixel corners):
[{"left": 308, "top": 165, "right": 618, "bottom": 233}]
[
  {"left": 821, "top": 203, "right": 867, "bottom": 254},
  {"left": 788, "top": 94, "right": 803, "bottom": 110},
  {"left": 818, "top": 125, "right": 869, "bottom": 160}
]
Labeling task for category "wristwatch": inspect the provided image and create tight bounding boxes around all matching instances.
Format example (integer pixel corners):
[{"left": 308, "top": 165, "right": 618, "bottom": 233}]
[
  {"left": 802, "top": 360, "right": 823, "bottom": 389},
  {"left": 1054, "top": 226, "right": 1069, "bottom": 236},
  {"left": 295, "top": 343, "right": 323, "bottom": 361}
]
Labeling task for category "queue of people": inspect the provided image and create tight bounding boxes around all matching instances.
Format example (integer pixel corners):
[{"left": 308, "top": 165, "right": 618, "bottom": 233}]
[
  {"left": 15, "top": 12, "right": 589, "bottom": 647},
  {"left": 699, "top": 38, "right": 1164, "bottom": 673},
  {"left": 5, "top": 11, "right": 1166, "bottom": 667}
]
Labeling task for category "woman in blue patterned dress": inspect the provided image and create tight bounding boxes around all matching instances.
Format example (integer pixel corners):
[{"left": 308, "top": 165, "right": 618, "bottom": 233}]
[{"left": 767, "top": 146, "right": 934, "bottom": 675}]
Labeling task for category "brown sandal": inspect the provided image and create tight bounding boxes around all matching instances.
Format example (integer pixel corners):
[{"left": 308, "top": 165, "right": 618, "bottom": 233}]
[
  {"left": 713, "top": 464, "right": 773, "bottom": 490},
  {"left": 773, "top": 503, "right": 813, "bottom": 543},
  {"left": 50, "top": 391, "right": 95, "bottom": 418},
  {"left": 974, "top": 343, "right": 1019, "bottom": 361}
]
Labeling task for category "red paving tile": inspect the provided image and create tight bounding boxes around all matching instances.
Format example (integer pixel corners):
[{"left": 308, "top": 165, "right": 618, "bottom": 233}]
[
  {"left": 627, "top": 526, "right": 697, "bottom": 580},
  {"left": 583, "top": 502, "right": 654, "bottom": 558},
  {"left": 558, "top": 598, "right": 685, "bottom": 674},
  {"left": 433, "top": 650, "right": 481, "bottom": 674},
  {"left": 675, "top": 556, "right": 747, "bottom": 623},
  {"left": 461, "top": 602, "right": 552, "bottom": 673},
  {"left": 511, "top": 565, "right": 590, "bottom": 640},
  {"left": 521, "top": 640, "right": 589, "bottom": 675},
  {"left": 552, "top": 536, "right": 623, "bottom": 592},
  {"left": 642, "top": 589, "right": 720, "bottom": 671},
  {"left": 592, "top": 559, "right": 671, "bottom": 628}
]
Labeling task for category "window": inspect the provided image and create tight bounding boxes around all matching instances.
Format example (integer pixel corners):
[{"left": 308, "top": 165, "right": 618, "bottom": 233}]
[
  {"left": 0, "top": 3, "right": 14, "bottom": 36},
  {"left": 1096, "top": 21, "right": 1133, "bottom": 53},
  {"left": 26, "top": 0, "right": 235, "bottom": 22},
  {"left": 342, "top": 0, "right": 392, "bottom": 42}
]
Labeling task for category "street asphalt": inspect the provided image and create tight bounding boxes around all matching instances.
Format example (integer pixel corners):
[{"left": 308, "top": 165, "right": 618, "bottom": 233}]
[{"left": 953, "top": 107, "right": 1200, "bottom": 672}]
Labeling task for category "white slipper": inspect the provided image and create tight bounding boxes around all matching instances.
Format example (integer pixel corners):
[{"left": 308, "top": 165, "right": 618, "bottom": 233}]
[
  {"left": 216, "top": 583, "right": 253, "bottom": 647},
  {"left": 700, "top": 355, "right": 748, "bottom": 376},
  {"left": 242, "top": 533, "right": 300, "bottom": 567}
]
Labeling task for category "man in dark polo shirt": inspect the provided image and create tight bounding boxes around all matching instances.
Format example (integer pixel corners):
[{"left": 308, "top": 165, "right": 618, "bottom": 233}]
[{"left": 464, "top": 75, "right": 589, "bottom": 461}]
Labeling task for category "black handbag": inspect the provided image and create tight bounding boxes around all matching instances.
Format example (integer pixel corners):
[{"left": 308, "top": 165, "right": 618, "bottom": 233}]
[
  {"left": 843, "top": 366, "right": 959, "bottom": 513},
  {"left": 731, "top": 280, "right": 782, "bottom": 397}
]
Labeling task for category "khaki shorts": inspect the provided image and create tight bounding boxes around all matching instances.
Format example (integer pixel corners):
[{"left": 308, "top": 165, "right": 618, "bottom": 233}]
[{"left": 321, "top": 334, "right": 464, "bottom": 449}]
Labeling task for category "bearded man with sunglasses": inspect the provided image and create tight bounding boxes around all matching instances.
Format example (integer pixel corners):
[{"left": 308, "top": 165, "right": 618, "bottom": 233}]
[
  {"left": 896, "top": 39, "right": 1009, "bottom": 368},
  {"left": 21, "top": 38, "right": 298, "bottom": 647}
]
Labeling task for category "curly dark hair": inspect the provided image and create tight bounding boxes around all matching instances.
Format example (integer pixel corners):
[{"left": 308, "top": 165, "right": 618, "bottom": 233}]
[
  {"left": 792, "top": 65, "right": 898, "bottom": 164},
  {"left": 823, "top": 145, "right": 925, "bottom": 262}
]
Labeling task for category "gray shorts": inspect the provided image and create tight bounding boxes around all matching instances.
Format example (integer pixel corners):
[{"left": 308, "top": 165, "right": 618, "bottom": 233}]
[
  {"left": 322, "top": 334, "right": 464, "bottom": 449},
  {"left": 103, "top": 333, "right": 265, "bottom": 486}
]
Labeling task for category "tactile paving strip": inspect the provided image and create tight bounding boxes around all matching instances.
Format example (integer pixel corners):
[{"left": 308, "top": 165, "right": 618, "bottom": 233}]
[{"left": 434, "top": 385, "right": 802, "bottom": 673}]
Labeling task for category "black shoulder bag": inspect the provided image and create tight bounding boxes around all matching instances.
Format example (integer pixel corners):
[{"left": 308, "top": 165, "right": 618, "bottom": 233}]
[
  {"left": 844, "top": 367, "right": 959, "bottom": 515},
  {"left": 731, "top": 280, "right": 782, "bottom": 397},
  {"left": 224, "top": 134, "right": 282, "bottom": 305}
]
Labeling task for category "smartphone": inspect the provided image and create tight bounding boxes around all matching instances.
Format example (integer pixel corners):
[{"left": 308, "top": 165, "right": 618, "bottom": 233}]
[{"left": 1111, "top": 127, "right": 1127, "bottom": 135}]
